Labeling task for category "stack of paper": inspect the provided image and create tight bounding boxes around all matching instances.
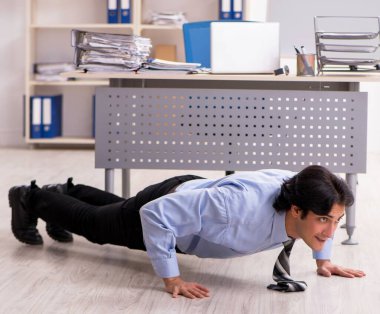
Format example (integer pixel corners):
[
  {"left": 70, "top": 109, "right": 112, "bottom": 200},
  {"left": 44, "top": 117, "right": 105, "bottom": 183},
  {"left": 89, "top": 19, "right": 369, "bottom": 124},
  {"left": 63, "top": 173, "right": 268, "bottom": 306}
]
[
  {"left": 34, "top": 62, "right": 75, "bottom": 81},
  {"left": 71, "top": 29, "right": 152, "bottom": 72},
  {"left": 143, "top": 58, "right": 201, "bottom": 71},
  {"left": 150, "top": 12, "right": 187, "bottom": 26}
]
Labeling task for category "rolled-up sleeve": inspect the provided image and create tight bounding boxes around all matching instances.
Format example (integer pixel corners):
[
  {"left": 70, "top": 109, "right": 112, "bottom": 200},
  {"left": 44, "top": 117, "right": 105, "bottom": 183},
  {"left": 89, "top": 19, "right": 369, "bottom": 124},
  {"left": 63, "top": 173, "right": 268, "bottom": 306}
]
[{"left": 312, "top": 237, "right": 333, "bottom": 260}]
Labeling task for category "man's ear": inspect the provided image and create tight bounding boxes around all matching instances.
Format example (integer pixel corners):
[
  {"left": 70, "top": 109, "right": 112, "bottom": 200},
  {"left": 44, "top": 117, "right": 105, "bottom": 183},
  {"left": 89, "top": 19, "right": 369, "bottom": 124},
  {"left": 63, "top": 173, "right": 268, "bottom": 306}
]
[{"left": 290, "top": 205, "right": 302, "bottom": 218}]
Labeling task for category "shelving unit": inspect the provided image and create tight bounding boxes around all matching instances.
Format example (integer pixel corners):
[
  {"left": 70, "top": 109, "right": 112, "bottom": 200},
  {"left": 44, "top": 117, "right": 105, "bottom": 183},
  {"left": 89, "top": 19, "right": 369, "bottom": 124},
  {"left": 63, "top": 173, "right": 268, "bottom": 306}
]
[{"left": 25, "top": 0, "right": 218, "bottom": 146}]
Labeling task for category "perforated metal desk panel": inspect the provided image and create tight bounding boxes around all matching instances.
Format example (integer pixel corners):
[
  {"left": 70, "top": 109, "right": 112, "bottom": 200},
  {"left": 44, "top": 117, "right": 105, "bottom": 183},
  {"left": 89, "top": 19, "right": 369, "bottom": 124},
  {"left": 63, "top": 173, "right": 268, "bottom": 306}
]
[
  {"left": 90, "top": 74, "right": 370, "bottom": 245},
  {"left": 95, "top": 87, "right": 367, "bottom": 173}
]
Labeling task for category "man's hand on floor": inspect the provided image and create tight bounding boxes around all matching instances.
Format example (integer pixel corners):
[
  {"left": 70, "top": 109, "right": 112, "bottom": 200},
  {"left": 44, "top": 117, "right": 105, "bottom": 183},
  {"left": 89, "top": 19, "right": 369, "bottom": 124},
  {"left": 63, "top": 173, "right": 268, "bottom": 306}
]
[{"left": 163, "top": 276, "right": 210, "bottom": 299}]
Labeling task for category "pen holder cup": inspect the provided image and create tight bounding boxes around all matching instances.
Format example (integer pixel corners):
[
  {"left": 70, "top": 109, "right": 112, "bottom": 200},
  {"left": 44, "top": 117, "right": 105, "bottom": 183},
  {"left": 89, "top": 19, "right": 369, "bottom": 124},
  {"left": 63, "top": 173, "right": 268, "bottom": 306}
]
[{"left": 296, "top": 54, "right": 316, "bottom": 76}]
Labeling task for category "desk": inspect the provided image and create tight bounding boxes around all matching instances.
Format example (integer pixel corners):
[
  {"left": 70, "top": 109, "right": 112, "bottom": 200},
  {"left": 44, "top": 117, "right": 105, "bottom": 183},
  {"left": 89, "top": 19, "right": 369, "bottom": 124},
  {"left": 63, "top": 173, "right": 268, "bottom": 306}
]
[{"left": 66, "top": 71, "right": 380, "bottom": 245}]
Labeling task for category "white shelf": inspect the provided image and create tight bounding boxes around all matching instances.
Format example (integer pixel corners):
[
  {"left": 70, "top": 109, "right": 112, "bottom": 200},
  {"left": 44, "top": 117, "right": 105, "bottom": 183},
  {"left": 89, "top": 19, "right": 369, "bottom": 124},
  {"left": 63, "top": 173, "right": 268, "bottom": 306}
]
[
  {"left": 30, "top": 80, "right": 109, "bottom": 86},
  {"left": 25, "top": 0, "right": 218, "bottom": 147},
  {"left": 30, "top": 24, "right": 134, "bottom": 30},
  {"left": 26, "top": 137, "right": 95, "bottom": 145},
  {"left": 140, "top": 24, "right": 183, "bottom": 31},
  {"left": 25, "top": 0, "right": 126, "bottom": 146}
]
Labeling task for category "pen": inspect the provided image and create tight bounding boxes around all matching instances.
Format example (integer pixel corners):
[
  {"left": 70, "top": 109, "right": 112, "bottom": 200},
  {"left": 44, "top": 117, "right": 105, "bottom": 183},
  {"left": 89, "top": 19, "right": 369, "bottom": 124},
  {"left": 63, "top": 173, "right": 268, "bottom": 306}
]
[{"left": 297, "top": 45, "right": 314, "bottom": 76}]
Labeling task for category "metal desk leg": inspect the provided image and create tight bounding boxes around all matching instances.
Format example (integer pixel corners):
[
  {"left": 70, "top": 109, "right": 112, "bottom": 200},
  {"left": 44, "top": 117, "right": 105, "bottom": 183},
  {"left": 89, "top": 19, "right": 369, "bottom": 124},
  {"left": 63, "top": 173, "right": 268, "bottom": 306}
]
[
  {"left": 105, "top": 168, "right": 115, "bottom": 193},
  {"left": 122, "top": 169, "right": 130, "bottom": 198},
  {"left": 342, "top": 173, "right": 358, "bottom": 245}
]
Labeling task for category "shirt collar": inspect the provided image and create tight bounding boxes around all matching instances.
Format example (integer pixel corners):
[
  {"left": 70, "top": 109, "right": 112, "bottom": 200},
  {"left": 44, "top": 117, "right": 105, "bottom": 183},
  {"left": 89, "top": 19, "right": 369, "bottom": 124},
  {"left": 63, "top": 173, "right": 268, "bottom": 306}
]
[{"left": 272, "top": 209, "right": 291, "bottom": 244}]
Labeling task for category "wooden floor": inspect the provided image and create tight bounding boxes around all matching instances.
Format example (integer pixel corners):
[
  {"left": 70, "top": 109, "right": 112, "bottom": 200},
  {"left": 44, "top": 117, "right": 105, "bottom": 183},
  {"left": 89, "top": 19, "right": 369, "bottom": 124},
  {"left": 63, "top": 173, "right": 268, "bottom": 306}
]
[{"left": 1, "top": 148, "right": 379, "bottom": 314}]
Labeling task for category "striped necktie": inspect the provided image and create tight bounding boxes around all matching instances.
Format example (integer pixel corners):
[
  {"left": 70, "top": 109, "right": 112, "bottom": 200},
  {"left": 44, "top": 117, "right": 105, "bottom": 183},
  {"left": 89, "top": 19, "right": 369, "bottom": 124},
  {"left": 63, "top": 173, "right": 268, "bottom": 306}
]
[{"left": 267, "top": 239, "right": 308, "bottom": 292}]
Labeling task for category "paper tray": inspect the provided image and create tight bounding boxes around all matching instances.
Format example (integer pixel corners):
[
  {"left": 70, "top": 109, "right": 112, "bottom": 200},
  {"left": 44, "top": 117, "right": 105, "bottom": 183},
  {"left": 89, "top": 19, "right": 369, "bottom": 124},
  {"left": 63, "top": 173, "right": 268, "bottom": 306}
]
[
  {"left": 320, "top": 56, "right": 379, "bottom": 66},
  {"left": 318, "top": 43, "right": 379, "bottom": 53},
  {"left": 316, "top": 32, "right": 379, "bottom": 40}
]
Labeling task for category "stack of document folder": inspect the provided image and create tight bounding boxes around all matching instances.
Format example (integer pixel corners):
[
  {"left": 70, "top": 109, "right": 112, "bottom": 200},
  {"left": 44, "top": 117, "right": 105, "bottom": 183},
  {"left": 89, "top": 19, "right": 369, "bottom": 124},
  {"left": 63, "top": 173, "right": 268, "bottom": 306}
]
[
  {"left": 34, "top": 62, "right": 75, "bottom": 81},
  {"left": 71, "top": 29, "right": 152, "bottom": 72},
  {"left": 143, "top": 58, "right": 201, "bottom": 71},
  {"left": 150, "top": 12, "right": 187, "bottom": 25}
]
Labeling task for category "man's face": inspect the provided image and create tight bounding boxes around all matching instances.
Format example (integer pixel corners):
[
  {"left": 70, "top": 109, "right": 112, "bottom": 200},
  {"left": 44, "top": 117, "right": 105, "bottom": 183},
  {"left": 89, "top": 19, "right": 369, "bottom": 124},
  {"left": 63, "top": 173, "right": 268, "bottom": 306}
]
[{"left": 293, "top": 203, "right": 345, "bottom": 252}]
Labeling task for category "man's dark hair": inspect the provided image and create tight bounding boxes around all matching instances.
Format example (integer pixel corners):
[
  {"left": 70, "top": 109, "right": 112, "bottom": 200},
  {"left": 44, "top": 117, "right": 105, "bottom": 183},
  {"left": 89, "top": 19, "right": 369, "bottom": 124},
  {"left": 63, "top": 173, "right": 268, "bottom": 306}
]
[{"left": 273, "top": 165, "right": 354, "bottom": 218}]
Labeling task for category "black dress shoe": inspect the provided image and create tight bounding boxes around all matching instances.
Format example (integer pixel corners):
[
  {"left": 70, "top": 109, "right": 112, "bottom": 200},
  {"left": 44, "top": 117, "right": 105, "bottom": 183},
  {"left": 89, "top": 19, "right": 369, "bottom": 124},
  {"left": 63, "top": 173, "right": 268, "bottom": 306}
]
[
  {"left": 42, "top": 177, "right": 74, "bottom": 195},
  {"left": 42, "top": 177, "right": 74, "bottom": 243},
  {"left": 8, "top": 181, "right": 43, "bottom": 245},
  {"left": 46, "top": 223, "right": 73, "bottom": 242}
]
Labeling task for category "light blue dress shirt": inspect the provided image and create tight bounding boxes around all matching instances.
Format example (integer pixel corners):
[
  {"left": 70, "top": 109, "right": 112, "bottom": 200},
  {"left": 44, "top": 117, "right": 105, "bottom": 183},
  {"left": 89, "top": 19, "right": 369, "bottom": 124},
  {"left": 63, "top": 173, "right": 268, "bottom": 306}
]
[{"left": 140, "top": 169, "right": 333, "bottom": 278}]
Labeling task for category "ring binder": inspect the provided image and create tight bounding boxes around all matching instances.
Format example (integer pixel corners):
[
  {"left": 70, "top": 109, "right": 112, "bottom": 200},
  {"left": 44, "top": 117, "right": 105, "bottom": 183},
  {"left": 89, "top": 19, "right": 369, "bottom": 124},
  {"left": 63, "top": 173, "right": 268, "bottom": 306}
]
[
  {"left": 120, "top": 0, "right": 131, "bottom": 24},
  {"left": 219, "top": 0, "right": 231, "bottom": 20},
  {"left": 30, "top": 96, "right": 42, "bottom": 139},
  {"left": 107, "top": 0, "right": 119, "bottom": 24},
  {"left": 232, "top": 0, "right": 243, "bottom": 20},
  {"left": 42, "top": 95, "right": 62, "bottom": 138}
]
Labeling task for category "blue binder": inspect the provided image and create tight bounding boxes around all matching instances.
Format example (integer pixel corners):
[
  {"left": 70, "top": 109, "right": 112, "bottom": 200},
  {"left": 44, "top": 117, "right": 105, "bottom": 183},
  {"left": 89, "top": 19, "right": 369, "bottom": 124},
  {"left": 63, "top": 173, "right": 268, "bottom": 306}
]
[
  {"left": 42, "top": 95, "right": 62, "bottom": 138},
  {"left": 108, "top": 0, "right": 119, "bottom": 24},
  {"left": 183, "top": 21, "right": 213, "bottom": 68},
  {"left": 232, "top": 0, "right": 243, "bottom": 20},
  {"left": 219, "top": 0, "right": 231, "bottom": 20},
  {"left": 120, "top": 0, "right": 131, "bottom": 23},
  {"left": 30, "top": 96, "right": 42, "bottom": 138},
  {"left": 183, "top": 20, "right": 241, "bottom": 68}
]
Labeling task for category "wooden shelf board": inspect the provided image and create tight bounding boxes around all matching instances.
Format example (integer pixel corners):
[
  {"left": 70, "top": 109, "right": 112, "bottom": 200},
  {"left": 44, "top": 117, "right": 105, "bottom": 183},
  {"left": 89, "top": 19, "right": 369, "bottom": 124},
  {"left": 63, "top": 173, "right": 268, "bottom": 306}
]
[
  {"left": 140, "top": 24, "right": 182, "bottom": 31},
  {"left": 29, "top": 80, "right": 109, "bottom": 86},
  {"left": 30, "top": 24, "right": 134, "bottom": 29},
  {"left": 26, "top": 137, "right": 95, "bottom": 145}
]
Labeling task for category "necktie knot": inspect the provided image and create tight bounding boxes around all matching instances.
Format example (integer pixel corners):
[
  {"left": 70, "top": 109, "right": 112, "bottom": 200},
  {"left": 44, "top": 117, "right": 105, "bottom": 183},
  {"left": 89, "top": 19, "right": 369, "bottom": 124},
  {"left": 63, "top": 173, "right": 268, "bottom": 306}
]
[
  {"left": 283, "top": 238, "right": 295, "bottom": 256},
  {"left": 267, "top": 239, "right": 307, "bottom": 292}
]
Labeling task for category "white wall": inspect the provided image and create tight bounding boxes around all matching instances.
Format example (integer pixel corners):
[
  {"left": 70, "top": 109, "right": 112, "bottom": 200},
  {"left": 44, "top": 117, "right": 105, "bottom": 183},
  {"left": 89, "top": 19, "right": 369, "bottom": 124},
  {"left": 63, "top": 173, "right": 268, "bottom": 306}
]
[
  {"left": 0, "top": 1, "right": 379, "bottom": 153},
  {"left": 0, "top": 1, "right": 26, "bottom": 147},
  {"left": 268, "top": 0, "right": 380, "bottom": 56},
  {"left": 361, "top": 83, "right": 380, "bottom": 154}
]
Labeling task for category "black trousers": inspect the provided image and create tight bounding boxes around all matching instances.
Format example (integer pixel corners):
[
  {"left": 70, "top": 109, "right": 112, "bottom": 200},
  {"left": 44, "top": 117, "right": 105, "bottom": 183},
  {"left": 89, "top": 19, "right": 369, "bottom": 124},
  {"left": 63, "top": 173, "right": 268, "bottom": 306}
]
[{"left": 26, "top": 175, "right": 203, "bottom": 250}]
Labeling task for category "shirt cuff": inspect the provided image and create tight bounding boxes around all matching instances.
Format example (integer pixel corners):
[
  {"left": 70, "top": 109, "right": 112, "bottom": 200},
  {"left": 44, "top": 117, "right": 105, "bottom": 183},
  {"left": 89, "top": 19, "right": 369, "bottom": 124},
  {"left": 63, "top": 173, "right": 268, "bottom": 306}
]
[
  {"left": 313, "top": 237, "right": 333, "bottom": 260},
  {"left": 151, "top": 254, "right": 180, "bottom": 278}
]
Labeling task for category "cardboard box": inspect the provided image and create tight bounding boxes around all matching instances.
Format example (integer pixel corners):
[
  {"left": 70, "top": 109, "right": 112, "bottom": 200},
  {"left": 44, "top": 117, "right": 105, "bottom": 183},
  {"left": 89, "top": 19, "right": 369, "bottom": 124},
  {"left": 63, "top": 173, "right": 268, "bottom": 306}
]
[{"left": 154, "top": 44, "right": 177, "bottom": 61}]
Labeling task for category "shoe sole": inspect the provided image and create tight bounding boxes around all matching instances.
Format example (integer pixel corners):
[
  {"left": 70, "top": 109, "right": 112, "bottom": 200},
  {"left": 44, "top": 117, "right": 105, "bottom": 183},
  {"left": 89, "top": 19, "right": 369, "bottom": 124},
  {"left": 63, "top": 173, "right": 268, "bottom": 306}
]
[
  {"left": 9, "top": 187, "right": 43, "bottom": 245},
  {"left": 46, "top": 227, "right": 74, "bottom": 243}
]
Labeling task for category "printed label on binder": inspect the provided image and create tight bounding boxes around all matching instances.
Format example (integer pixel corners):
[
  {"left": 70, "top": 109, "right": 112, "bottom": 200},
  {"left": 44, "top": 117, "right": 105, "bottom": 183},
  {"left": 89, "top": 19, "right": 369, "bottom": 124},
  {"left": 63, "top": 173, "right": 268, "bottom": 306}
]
[{"left": 31, "top": 97, "right": 42, "bottom": 138}]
